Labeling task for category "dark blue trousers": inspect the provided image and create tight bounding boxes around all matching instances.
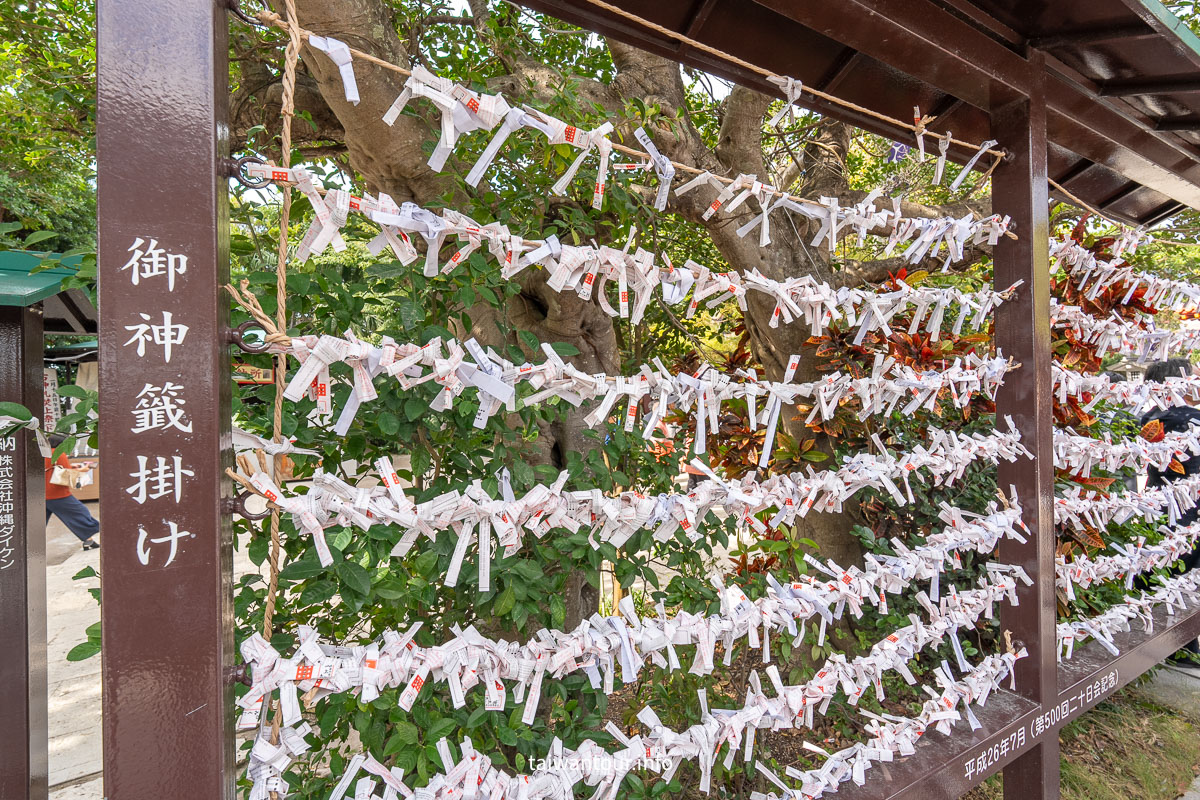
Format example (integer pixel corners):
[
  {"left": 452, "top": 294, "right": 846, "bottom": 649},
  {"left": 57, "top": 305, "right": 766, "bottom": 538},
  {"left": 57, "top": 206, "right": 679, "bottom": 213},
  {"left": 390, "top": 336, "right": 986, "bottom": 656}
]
[{"left": 46, "top": 496, "right": 99, "bottom": 542}]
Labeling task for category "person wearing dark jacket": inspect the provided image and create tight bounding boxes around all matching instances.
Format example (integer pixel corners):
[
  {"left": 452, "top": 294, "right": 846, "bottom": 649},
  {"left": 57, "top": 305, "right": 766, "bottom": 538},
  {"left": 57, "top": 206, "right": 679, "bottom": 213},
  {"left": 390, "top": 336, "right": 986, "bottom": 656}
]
[{"left": 1139, "top": 358, "right": 1200, "bottom": 657}]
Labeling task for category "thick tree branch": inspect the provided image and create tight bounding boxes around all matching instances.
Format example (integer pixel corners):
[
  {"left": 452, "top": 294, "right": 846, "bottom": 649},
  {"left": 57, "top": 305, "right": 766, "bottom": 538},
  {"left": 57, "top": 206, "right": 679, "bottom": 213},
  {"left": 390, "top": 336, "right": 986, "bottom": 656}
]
[{"left": 715, "top": 86, "right": 770, "bottom": 178}]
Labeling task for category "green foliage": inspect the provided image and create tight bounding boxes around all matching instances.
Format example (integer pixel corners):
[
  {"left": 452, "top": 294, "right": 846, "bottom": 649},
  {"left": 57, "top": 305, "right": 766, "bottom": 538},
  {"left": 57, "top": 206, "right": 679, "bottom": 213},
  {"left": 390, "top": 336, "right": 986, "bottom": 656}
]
[{"left": 0, "top": 0, "right": 97, "bottom": 250}]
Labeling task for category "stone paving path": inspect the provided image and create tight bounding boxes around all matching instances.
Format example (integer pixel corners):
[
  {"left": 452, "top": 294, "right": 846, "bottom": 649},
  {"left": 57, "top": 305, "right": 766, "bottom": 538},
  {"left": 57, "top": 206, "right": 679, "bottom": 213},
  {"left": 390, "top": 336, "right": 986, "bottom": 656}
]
[{"left": 45, "top": 502, "right": 102, "bottom": 799}]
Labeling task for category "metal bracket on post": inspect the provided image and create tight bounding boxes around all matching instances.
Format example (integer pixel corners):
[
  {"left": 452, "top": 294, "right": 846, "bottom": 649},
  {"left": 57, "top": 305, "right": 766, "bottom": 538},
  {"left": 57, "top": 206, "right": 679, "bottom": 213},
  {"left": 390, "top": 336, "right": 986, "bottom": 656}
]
[{"left": 97, "top": 0, "right": 236, "bottom": 797}]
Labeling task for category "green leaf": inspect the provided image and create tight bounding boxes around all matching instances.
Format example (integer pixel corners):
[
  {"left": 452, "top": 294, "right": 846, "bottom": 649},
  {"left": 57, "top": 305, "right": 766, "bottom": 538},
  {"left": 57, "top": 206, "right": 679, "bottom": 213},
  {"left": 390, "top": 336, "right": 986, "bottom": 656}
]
[
  {"left": 404, "top": 397, "right": 426, "bottom": 422},
  {"left": 58, "top": 384, "right": 90, "bottom": 399},
  {"left": 466, "top": 707, "right": 488, "bottom": 728},
  {"left": 397, "top": 297, "right": 423, "bottom": 329},
  {"left": 375, "top": 579, "right": 407, "bottom": 600},
  {"left": 0, "top": 402, "right": 32, "bottom": 421},
  {"left": 513, "top": 560, "right": 544, "bottom": 582},
  {"left": 550, "top": 594, "right": 566, "bottom": 630},
  {"left": 550, "top": 342, "right": 580, "bottom": 357},
  {"left": 427, "top": 718, "right": 457, "bottom": 741},
  {"left": 378, "top": 411, "right": 401, "bottom": 436},
  {"left": 383, "top": 732, "right": 410, "bottom": 757},
  {"left": 517, "top": 330, "right": 540, "bottom": 352},
  {"left": 66, "top": 641, "right": 100, "bottom": 661},
  {"left": 329, "top": 528, "right": 353, "bottom": 552},
  {"left": 493, "top": 586, "right": 516, "bottom": 616},
  {"left": 337, "top": 561, "right": 372, "bottom": 595},
  {"left": 72, "top": 566, "right": 97, "bottom": 580},
  {"left": 23, "top": 230, "right": 58, "bottom": 246},
  {"left": 54, "top": 411, "right": 87, "bottom": 430},
  {"left": 299, "top": 580, "right": 338, "bottom": 606},
  {"left": 367, "top": 261, "right": 408, "bottom": 279},
  {"left": 392, "top": 721, "right": 420, "bottom": 747},
  {"left": 247, "top": 535, "right": 269, "bottom": 566}
]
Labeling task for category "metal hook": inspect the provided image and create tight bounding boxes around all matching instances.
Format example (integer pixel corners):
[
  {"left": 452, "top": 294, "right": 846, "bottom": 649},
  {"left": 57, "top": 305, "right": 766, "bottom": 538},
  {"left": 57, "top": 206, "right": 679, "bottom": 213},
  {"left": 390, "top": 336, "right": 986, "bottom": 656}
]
[
  {"left": 230, "top": 320, "right": 272, "bottom": 354},
  {"left": 234, "top": 490, "right": 273, "bottom": 521},
  {"left": 232, "top": 155, "right": 272, "bottom": 189},
  {"left": 225, "top": 0, "right": 267, "bottom": 28}
]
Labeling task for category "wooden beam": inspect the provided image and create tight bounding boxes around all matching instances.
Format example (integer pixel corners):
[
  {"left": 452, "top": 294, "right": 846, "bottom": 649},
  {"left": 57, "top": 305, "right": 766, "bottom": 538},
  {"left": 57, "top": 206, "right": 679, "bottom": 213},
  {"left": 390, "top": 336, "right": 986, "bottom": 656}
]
[
  {"left": 96, "top": 0, "right": 236, "bottom": 796},
  {"left": 1028, "top": 25, "right": 1153, "bottom": 50},
  {"left": 992, "top": 51, "right": 1059, "bottom": 800},
  {"left": 1099, "top": 78, "right": 1200, "bottom": 96}
]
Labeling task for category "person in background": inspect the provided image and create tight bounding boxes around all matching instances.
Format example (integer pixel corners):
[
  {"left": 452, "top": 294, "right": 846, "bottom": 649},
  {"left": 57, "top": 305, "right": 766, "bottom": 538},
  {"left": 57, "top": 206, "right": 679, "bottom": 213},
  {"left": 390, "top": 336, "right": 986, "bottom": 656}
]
[
  {"left": 1141, "top": 358, "right": 1200, "bottom": 493},
  {"left": 45, "top": 433, "right": 99, "bottom": 551},
  {"left": 1140, "top": 358, "right": 1200, "bottom": 659}
]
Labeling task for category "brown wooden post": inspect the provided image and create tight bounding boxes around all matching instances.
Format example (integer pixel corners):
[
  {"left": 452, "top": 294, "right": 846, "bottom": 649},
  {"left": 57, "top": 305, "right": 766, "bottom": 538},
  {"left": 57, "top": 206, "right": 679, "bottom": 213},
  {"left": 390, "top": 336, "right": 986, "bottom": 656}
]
[
  {"left": 96, "top": 0, "right": 236, "bottom": 797},
  {"left": 993, "top": 52, "right": 1058, "bottom": 800},
  {"left": 0, "top": 304, "right": 48, "bottom": 800}
]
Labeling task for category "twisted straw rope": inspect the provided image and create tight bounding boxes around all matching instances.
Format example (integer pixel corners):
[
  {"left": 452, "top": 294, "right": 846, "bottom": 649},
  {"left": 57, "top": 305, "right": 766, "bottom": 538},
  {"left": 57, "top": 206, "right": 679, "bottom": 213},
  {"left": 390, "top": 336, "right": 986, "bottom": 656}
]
[{"left": 260, "top": 0, "right": 301, "bottom": 644}]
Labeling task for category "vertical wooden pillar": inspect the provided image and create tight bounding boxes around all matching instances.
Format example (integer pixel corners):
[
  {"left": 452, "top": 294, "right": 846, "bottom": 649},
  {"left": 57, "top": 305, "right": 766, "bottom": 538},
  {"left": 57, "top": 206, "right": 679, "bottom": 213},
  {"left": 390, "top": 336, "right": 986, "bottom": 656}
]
[
  {"left": 97, "top": 0, "right": 235, "bottom": 797},
  {"left": 0, "top": 304, "right": 48, "bottom": 800},
  {"left": 993, "top": 52, "right": 1058, "bottom": 800}
]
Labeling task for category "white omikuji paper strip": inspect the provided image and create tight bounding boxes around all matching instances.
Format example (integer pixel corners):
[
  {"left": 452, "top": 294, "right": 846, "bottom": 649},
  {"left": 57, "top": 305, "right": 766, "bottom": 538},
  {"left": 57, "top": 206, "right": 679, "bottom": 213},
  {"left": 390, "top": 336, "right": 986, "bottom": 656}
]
[
  {"left": 243, "top": 645, "right": 1026, "bottom": 800},
  {"left": 1056, "top": 521, "right": 1200, "bottom": 601},
  {"left": 1052, "top": 365, "right": 1200, "bottom": 415},
  {"left": 239, "top": 569, "right": 1027, "bottom": 748},
  {"left": 245, "top": 419, "right": 1030, "bottom": 576},
  {"left": 244, "top": 162, "right": 1016, "bottom": 287},
  {"left": 233, "top": 426, "right": 321, "bottom": 458},
  {"left": 0, "top": 413, "right": 51, "bottom": 457},
  {"left": 1055, "top": 473, "right": 1200, "bottom": 532},
  {"left": 308, "top": 36, "right": 360, "bottom": 105},
  {"left": 1049, "top": 235, "right": 1200, "bottom": 314},
  {"left": 269, "top": 321, "right": 1012, "bottom": 436},
  {"left": 1050, "top": 299, "right": 1200, "bottom": 363},
  {"left": 236, "top": 499, "right": 1028, "bottom": 725},
  {"left": 1053, "top": 425, "right": 1200, "bottom": 478},
  {"left": 365, "top": 56, "right": 1013, "bottom": 242},
  {"left": 1056, "top": 570, "right": 1200, "bottom": 661}
]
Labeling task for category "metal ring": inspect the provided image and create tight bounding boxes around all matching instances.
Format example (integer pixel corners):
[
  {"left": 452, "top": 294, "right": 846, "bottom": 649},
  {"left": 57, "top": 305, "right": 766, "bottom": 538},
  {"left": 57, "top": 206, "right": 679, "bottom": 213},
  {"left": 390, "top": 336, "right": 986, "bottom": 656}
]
[
  {"left": 232, "top": 155, "right": 272, "bottom": 189},
  {"left": 230, "top": 320, "right": 272, "bottom": 354},
  {"left": 234, "top": 490, "right": 273, "bottom": 521}
]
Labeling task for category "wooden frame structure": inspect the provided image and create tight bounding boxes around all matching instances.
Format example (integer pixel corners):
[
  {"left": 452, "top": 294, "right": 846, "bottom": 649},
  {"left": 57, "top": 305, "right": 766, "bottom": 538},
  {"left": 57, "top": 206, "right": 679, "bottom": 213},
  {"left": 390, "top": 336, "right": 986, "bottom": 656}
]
[
  {"left": 0, "top": 255, "right": 96, "bottom": 800},
  {"left": 86, "top": 1, "right": 1200, "bottom": 799}
]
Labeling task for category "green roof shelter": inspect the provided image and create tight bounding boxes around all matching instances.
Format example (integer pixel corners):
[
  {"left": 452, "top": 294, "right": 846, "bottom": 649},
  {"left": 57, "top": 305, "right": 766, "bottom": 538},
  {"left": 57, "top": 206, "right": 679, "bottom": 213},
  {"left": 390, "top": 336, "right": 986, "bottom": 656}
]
[{"left": 0, "top": 251, "right": 97, "bottom": 334}]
